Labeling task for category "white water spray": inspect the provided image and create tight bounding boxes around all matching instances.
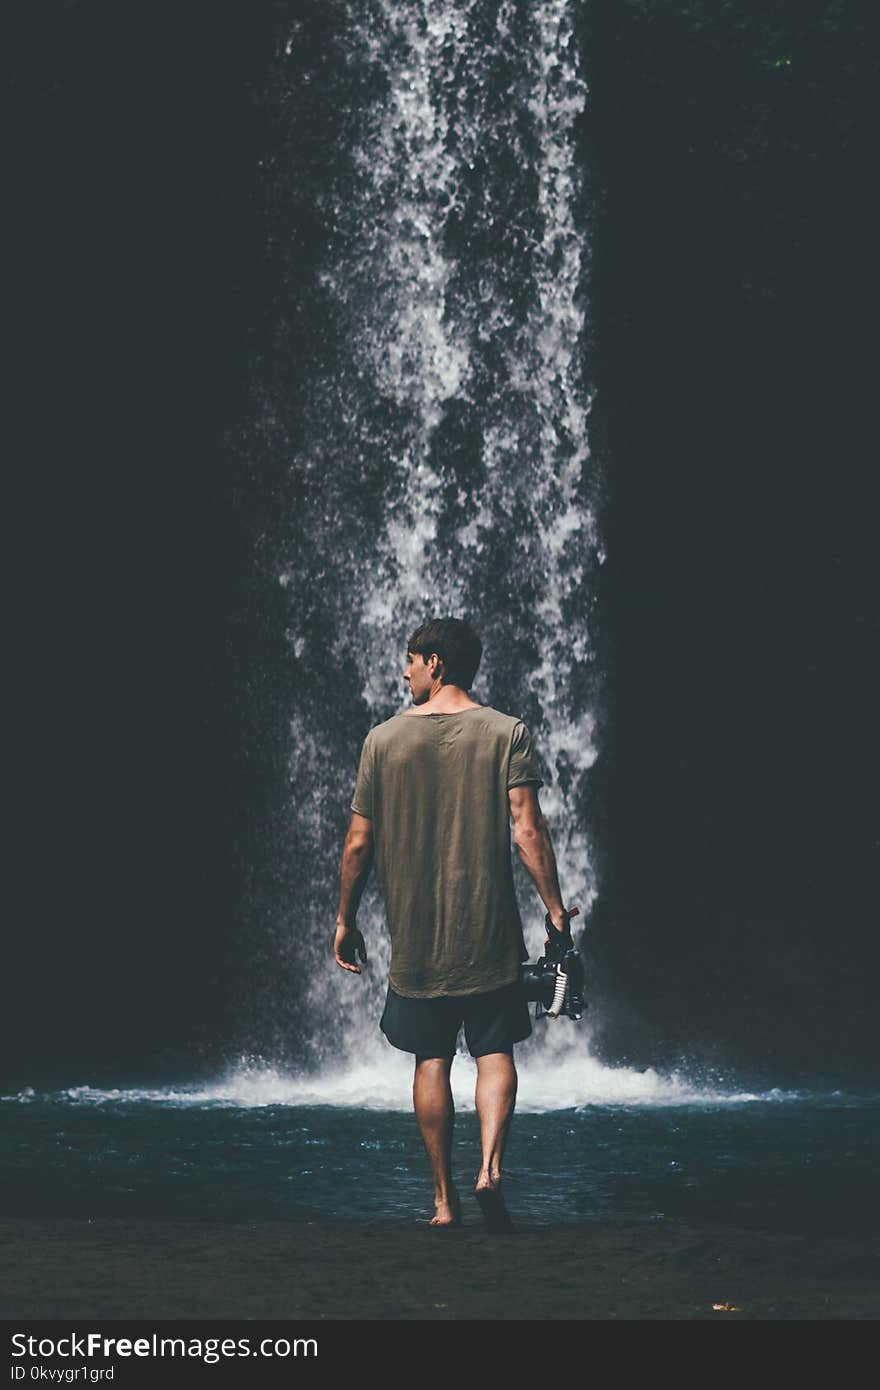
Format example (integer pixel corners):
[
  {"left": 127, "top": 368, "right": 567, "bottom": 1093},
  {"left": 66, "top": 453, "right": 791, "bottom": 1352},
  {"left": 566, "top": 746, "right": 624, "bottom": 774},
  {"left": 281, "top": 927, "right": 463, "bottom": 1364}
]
[{"left": 273, "top": 0, "right": 610, "bottom": 1099}]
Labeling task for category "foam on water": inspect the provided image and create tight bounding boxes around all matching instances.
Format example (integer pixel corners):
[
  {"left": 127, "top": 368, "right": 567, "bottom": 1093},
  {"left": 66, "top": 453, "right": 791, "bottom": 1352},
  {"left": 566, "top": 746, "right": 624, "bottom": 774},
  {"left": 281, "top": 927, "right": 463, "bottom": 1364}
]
[{"left": 2, "top": 1061, "right": 814, "bottom": 1113}]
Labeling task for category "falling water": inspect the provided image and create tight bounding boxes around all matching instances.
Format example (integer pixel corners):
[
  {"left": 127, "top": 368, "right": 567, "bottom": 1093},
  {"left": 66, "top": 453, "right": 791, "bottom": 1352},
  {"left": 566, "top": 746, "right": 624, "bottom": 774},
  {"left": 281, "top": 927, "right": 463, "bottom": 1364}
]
[{"left": 249, "top": 0, "right": 610, "bottom": 1096}]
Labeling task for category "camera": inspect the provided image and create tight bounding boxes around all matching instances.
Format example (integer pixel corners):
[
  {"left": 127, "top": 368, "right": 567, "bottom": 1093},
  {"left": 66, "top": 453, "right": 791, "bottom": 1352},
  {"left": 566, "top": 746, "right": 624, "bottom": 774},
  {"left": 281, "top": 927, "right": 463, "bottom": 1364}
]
[{"left": 520, "top": 906, "right": 585, "bottom": 1020}]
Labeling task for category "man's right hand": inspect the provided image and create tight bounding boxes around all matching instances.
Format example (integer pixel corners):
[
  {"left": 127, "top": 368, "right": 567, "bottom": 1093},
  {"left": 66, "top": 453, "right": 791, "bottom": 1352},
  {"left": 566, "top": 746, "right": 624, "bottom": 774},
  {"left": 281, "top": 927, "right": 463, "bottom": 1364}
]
[{"left": 334, "top": 923, "right": 368, "bottom": 974}]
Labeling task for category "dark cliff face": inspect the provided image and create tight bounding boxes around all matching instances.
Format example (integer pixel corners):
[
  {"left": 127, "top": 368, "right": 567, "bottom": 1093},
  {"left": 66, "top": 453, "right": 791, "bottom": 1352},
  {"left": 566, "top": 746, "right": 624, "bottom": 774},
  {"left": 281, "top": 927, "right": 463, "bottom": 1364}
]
[
  {"left": 582, "top": 0, "right": 878, "bottom": 1079},
  {"left": 5, "top": 2, "right": 877, "bottom": 1087}
]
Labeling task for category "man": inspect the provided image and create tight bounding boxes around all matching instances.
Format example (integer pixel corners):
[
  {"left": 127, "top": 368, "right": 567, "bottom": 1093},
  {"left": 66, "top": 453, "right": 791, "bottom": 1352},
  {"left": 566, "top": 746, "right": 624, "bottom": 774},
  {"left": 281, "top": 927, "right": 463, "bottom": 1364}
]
[{"left": 334, "top": 617, "right": 573, "bottom": 1231}]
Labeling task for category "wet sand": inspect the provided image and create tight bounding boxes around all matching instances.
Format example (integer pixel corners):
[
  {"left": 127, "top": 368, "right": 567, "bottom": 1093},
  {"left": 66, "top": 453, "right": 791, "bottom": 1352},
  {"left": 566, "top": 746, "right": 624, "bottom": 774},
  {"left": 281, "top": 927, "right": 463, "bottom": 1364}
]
[{"left": 1, "top": 1213, "right": 878, "bottom": 1320}]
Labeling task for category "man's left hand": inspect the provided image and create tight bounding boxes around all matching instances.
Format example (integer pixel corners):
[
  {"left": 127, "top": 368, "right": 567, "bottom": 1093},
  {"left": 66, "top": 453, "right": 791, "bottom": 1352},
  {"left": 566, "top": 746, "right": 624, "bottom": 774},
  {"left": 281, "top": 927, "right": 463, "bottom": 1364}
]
[
  {"left": 543, "top": 905, "right": 579, "bottom": 949},
  {"left": 334, "top": 923, "right": 368, "bottom": 974}
]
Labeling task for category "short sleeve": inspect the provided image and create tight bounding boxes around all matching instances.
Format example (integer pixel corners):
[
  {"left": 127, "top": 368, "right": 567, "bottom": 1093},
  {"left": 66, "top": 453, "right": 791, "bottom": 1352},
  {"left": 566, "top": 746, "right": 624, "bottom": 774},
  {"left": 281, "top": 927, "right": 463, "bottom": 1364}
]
[
  {"left": 350, "top": 732, "right": 375, "bottom": 818},
  {"left": 507, "top": 720, "right": 544, "bottom": 790}
]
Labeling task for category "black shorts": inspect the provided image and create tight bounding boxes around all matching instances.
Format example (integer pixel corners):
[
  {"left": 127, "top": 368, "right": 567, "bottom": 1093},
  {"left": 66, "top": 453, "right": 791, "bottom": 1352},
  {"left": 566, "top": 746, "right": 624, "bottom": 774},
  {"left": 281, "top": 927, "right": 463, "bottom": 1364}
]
[{"left": 380, "top": 979, "right": 532, "bottom": 1059}]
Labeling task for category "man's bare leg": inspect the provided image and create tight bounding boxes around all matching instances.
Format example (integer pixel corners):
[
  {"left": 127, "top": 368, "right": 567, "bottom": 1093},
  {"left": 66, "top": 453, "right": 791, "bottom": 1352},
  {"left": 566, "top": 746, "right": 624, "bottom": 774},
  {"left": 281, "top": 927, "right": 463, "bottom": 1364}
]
[
  {"left": 474, "top": 1051, "right": 517, "bottom": 1228},
  {"left": 412, "top": 1056, "right": 460, "bottom": 1226}
]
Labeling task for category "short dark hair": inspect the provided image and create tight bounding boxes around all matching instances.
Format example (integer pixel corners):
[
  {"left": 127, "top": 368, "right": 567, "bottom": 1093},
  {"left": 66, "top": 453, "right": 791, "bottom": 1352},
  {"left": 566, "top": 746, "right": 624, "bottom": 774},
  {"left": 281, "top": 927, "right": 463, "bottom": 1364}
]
[{"left": 407, "top": 617, "right": 483, "bottom": 691}]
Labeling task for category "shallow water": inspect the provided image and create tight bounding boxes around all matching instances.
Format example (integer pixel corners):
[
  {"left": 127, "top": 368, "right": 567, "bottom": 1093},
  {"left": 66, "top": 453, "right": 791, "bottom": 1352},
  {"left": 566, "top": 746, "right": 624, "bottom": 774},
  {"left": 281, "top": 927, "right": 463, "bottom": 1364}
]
[{"left": 4, "top": 1066, "right": 877, "bottom": 1234}]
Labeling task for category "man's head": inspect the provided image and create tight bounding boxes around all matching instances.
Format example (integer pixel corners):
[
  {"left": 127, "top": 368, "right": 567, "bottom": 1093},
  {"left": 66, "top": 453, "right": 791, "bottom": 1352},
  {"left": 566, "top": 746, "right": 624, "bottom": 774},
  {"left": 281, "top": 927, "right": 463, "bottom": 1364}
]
[{"left": 404, "top": 617, "right": 483, "bottom": 702}]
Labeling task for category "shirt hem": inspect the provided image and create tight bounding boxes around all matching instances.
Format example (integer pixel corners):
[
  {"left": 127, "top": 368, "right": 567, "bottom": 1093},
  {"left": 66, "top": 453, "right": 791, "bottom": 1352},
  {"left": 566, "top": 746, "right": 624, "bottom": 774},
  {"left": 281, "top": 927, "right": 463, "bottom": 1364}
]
[{"left": 388, "top": 966, "right": 521, "bottom": 999}]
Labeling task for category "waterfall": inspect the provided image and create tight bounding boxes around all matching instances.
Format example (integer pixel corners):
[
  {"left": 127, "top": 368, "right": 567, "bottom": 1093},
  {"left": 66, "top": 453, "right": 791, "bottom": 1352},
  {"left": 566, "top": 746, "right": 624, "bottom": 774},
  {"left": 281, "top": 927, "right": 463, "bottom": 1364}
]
[{"left": 249, "top": 0, "right": 604, "bottom": 1088}]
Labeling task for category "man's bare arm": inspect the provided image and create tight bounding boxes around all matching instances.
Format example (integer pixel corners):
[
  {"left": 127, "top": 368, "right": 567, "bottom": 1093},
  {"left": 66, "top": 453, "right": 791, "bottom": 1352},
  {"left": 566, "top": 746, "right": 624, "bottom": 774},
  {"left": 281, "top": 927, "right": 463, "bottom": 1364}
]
[
  {"left": 334, "top": 812, "right": 374, "bottom": 973},
  {"left": 508, "top": 784, "right": 569, "bottom": 931}
]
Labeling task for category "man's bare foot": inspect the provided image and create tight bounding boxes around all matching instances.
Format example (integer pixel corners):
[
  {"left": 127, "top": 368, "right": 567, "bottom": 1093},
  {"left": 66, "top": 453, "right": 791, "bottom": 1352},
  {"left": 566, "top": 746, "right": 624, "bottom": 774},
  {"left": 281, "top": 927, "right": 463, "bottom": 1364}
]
[
  {"left": 474, "top": 1170, "right": 513, "bottom": 1232},
  {"left": 429, "top": 1185, "right": 461, "bottom": 1228},
  {"left": 475, "top": 1165, "right": 501, "bottom": 1194}
]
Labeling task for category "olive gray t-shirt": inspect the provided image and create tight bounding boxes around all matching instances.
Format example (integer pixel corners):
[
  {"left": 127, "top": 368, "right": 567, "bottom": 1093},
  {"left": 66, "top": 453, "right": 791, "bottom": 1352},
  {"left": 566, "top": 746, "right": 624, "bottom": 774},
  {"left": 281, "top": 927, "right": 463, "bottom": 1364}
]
[{"left": 350, "top": 706, "right": 544, "bottom": 999}]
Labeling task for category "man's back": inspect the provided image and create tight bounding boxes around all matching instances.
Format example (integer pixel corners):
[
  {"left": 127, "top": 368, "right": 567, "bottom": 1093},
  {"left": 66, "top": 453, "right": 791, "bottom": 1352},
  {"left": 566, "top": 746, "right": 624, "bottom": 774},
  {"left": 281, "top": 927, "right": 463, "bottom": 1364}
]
[{"left": 351, "top": 706, "right": 544, "bottom": 999}]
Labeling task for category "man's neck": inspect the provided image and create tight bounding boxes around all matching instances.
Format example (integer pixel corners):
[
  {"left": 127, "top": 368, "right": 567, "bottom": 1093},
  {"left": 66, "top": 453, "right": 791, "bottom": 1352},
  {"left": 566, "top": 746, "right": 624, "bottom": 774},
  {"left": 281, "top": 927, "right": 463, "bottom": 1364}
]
[{"left": 408, "top": 686, "right": 482, "bottom": 714}]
